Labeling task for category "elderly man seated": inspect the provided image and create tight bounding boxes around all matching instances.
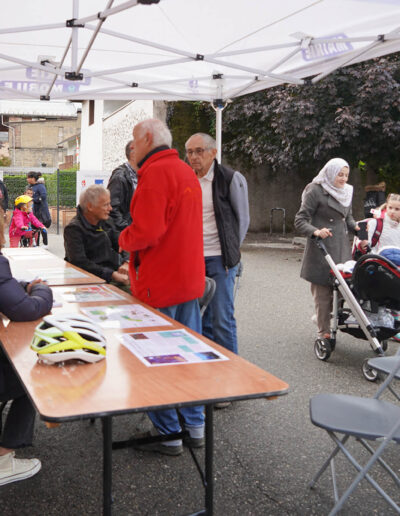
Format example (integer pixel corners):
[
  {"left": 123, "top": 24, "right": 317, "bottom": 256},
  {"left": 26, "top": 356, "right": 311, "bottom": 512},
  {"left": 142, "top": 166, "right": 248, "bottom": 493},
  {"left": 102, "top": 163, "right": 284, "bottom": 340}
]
[{"left": 64, "top": 185, "right": 129, "bottom": 286}]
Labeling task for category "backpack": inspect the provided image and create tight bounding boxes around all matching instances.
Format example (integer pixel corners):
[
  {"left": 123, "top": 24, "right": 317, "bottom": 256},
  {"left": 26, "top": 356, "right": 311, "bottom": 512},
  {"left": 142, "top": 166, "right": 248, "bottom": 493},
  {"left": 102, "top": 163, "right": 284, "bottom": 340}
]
[{"left": 352, "top": 217, "right": 384, "bottom": 260}]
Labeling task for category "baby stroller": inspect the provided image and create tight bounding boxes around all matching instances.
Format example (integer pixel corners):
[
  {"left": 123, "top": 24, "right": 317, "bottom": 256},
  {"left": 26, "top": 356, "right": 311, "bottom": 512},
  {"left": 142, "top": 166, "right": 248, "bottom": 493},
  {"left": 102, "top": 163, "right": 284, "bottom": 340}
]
[{"left": 314, "top": 238, "right": 400, "bottom": 381}]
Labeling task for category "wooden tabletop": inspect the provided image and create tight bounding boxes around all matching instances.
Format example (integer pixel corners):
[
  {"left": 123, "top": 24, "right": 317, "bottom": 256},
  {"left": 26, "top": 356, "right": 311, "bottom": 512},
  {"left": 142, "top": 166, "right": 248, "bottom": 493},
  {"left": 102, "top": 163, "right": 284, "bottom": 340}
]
[
  {"left": 0, "top": 284, "right": 289, "bottom": 422},
  {"left": 2, "top": 247, "right": 105, "bottom": 286}
]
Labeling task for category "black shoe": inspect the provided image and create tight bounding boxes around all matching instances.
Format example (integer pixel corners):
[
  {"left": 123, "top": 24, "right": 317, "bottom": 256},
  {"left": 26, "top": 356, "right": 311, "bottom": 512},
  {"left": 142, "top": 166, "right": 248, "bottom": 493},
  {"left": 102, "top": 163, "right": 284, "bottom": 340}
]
[
  {"left": 214, "top": 401, "right": 231, "bottom": 409},
  {"left": 132, "top": 431, "right": 183, "bottom": 456},
  {"left": 183, "top": 435, "right": 205, "bottom": 448}
]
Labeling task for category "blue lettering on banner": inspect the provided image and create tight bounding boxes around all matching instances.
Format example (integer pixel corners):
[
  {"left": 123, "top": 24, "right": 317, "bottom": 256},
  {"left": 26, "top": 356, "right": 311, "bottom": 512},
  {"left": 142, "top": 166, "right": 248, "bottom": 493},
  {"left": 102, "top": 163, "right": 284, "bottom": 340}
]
[
  {"left": 26, "top": 68, "right": 91, "bottom": 86},
  {"left": 0, "top": 81, "right": 82, "bottom": 93},
  {"left": 301, "top": 33, "right": 353, "bottom": 61},
  {"left": 94, "top": 179, "right": 104, "bottom": 185}
]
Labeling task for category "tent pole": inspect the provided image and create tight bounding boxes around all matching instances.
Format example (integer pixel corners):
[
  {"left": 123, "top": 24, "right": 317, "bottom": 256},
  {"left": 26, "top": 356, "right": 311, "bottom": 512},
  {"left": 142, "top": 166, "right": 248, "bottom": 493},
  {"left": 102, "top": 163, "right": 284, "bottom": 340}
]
[
  {"left": 216, "top": 107, "right": 222, "bottom": 163},
  {"left": 71, "top": 0, "right": 79, "bottom": 71},
  {"left": 212, "top": 99, "right": 226, "bottom": 163}
]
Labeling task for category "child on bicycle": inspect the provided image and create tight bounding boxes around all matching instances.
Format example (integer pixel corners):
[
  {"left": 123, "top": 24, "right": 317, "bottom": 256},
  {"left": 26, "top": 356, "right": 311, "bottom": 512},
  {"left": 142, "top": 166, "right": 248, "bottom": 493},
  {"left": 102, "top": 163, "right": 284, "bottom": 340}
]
[{"left": 9, "top": 195, "right": 47, "bottom": 248}]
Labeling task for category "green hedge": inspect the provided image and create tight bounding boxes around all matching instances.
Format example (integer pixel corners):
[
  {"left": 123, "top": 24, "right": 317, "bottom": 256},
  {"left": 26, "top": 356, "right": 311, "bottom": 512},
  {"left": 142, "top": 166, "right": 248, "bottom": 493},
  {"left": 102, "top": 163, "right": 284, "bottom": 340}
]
[
  {"left": 3, "top": 169, "right": 77, "bottom": 209},
  {"left": 46, "top": 170, "right": 76, "bottom": 208}
]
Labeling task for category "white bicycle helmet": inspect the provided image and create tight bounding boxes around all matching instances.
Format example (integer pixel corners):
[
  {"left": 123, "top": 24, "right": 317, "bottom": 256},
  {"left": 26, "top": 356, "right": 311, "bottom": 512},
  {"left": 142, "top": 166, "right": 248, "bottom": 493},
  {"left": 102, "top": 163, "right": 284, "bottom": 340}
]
[{"left": 31, "top": 313, "right": 107, "bottom": 363}]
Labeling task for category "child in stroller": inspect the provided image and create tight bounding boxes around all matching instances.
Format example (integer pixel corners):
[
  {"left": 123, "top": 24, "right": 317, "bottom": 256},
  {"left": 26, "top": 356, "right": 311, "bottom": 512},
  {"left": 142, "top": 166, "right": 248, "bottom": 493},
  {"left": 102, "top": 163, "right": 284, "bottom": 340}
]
[
  {"left": 315, "top": 238, "right": 400, "bottom": 380},
  {"left": 315, "top": 193, "right": 400, "bottom": 380},
  {"left": 9, "top": 195, "right": 47, "bottom": 248}
]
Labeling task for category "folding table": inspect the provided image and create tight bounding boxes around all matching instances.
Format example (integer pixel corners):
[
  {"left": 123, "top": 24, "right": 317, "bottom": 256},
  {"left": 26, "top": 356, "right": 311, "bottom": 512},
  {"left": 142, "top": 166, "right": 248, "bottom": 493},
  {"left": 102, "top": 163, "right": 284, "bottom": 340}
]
[{"left": 0, "top": 284, "right": 289, "bottom": 515}]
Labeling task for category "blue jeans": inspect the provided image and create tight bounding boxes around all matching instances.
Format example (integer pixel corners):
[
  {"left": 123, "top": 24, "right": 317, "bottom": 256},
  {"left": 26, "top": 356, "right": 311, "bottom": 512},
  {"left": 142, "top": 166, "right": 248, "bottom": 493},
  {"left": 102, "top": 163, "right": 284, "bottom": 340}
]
[
  {"left": 203, "top": 256, "right": 238, "bottom": 354},
  {"left": 148, "top": 299, "right": 205, "bottom": 438}
]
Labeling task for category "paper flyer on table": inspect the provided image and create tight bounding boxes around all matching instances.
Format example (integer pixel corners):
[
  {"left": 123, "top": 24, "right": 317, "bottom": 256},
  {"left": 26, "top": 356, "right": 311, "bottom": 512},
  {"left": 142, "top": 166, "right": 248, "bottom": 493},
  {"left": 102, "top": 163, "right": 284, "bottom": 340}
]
[
  {"left": 59, "top": 285, "right": 125, "bottom": 303},
  {"left": 80, "top": 304, "right": 172, "bottom": 329},
  {"left": 28, "top": 267, "right": 89, "bottom": 279},
  {"left": 120, "top": 329, "right": 229, "bottom": 366}
]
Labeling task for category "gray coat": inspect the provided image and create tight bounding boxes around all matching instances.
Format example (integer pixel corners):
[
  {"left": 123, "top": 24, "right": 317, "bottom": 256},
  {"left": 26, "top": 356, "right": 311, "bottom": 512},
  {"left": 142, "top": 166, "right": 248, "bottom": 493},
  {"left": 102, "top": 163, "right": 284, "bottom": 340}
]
[{"left": 294, "top": 183, "right": 357, "bottom": 286}]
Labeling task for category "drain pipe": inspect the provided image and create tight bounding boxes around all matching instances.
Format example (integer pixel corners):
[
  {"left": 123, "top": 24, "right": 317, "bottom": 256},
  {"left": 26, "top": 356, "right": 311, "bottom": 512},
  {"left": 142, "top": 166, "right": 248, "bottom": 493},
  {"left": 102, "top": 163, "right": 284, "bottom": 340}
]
[{"left": 1, "top": 115, "right": 14, "bottom": 166}]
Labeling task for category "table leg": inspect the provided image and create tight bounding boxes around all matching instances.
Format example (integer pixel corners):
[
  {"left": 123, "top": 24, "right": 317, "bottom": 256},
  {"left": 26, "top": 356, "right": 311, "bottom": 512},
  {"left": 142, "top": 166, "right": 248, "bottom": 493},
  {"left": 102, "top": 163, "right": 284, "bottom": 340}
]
[
  {"left": 102, "top": 416, "right": 113, "bottom": 516},
  {"left": 205, "top": 405, "right": 214, "bottom": 516}
]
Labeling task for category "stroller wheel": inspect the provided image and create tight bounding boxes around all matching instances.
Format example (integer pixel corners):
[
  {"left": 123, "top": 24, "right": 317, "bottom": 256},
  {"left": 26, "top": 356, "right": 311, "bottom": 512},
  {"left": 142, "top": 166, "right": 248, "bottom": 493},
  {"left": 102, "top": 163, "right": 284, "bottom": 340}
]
[
  {"left": 362, "top": 358, "right": 379, "bottom": 382},
  {"left": 314, "top": 338, "right": 332, "bottom": 361},
  {"left": 382, "top": 340, "right": 388, "bottom": 352}
]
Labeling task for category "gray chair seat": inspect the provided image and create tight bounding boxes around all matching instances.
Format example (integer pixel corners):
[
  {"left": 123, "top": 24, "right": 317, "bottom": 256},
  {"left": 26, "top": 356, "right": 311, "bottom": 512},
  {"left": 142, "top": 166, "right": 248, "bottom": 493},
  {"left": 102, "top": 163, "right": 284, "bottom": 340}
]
[
  {"left": 310, "top": 393, "right": 400, "bottom": 442},
  {"left": 368, "top": 356, "right": 400, "bottom": 379}
]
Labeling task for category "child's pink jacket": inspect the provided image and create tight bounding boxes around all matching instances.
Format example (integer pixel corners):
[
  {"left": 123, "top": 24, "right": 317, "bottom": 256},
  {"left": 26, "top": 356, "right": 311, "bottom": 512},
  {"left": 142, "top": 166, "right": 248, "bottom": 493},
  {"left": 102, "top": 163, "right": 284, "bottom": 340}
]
[{"left": 9, "top": 209, "right": 44, "bottom": 238}]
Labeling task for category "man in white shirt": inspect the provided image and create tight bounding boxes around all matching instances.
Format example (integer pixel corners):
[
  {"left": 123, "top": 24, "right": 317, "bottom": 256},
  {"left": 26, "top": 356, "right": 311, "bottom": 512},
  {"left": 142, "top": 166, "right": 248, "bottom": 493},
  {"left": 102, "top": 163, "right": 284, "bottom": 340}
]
[{"left": 185, "top": 133, "right": 249, "bottom": 360}]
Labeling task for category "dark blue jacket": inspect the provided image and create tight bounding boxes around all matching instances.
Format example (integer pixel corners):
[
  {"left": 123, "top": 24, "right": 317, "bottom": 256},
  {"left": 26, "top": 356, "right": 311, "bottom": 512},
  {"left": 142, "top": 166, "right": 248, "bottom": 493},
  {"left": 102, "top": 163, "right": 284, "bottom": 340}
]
[
  {"left": 31, "top": 182, "right": 51, "bottom": 226},
  {"left": 0, "top": 254, "right": 53, "bottom": 321}
]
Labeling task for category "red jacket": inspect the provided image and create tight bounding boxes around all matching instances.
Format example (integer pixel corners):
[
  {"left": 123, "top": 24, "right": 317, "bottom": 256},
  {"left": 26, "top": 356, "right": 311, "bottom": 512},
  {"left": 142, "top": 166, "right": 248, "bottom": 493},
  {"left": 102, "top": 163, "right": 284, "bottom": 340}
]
[{"left": 119, "top": 149, "right": 205, "bottom": 308}]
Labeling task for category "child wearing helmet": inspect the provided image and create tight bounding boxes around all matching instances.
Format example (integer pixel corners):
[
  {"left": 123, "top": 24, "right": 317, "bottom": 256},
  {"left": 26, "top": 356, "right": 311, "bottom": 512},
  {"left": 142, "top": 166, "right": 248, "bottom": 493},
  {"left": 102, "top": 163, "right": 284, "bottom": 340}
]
[{"left": 9, "top": 195, "right": 46, "bottom": 248}]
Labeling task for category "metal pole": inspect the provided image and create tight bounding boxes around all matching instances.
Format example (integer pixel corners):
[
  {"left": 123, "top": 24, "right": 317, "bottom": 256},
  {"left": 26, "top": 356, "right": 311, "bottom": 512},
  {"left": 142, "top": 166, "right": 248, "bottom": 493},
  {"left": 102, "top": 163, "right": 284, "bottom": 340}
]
[
  {"left": 56, "top": 168, "right": 60, "bottom": 235},
  {"left": 205, "top": 405, "right": 214, "bottom": 515},
  {"left": 215, "top": 107, "right": 222, "bottom": 163},
  {"left": 102, "top": 416, "right": 113, "bottom": 516},
  {"left": 1, "top": 115, "right": 14, "bottom": 166},
  {"left": 71, "top": 0, "right": 79, "bottom": 72}
]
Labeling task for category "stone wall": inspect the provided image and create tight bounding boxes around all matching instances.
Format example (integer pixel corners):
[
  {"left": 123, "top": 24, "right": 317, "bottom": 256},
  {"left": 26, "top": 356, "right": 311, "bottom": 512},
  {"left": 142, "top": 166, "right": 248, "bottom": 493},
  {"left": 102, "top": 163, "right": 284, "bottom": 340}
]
[
  {"left": 103, "top": 101, "right": 167, "bottom": 171},
  {"left": 237, "top": 163, "right": 368, "bottom": 233}
]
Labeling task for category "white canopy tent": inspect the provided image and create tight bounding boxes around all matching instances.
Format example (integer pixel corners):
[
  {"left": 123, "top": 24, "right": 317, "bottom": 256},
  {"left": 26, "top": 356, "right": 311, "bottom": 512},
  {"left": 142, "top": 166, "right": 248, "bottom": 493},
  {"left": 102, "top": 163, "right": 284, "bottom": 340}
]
[{"left": 1, "top": 0, "right": 400, "bottom": 158}]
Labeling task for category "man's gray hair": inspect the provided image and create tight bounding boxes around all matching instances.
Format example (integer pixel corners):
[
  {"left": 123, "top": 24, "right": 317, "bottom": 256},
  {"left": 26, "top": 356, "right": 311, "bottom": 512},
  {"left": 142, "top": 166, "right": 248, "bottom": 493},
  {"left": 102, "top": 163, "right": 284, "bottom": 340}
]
[
  {"left": 80, "top": 185, "right": 109, "bottom": 210},
  {"left": 185, "top": 133, "right": 216, "bottom": 150},
  {"left": 137, "top": 119, "right": 172, "bottom": 148},
  {"left": 125, "top": 140, "right": 133, "bottom": 160}
]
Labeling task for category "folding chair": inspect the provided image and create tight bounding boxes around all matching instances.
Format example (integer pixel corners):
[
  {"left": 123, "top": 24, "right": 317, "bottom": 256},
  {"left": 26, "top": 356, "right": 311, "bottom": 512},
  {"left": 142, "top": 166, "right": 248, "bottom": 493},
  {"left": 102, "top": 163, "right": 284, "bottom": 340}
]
[
  {"left": 198, "top": 276, "right": 216, "bottom": 318},
  {"left": 309, "top": 356, "right": 400, "bottom": 515},
  {"left": 367, "top": 355, "right": 400, "bottom": 402}
]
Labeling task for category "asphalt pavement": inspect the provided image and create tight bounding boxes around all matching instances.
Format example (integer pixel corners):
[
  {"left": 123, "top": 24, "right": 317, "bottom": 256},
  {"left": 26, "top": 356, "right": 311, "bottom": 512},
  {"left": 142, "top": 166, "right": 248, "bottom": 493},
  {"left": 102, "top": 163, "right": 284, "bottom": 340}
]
[{"left": 1, "top": 231, "right": 399, "bottom": 515}]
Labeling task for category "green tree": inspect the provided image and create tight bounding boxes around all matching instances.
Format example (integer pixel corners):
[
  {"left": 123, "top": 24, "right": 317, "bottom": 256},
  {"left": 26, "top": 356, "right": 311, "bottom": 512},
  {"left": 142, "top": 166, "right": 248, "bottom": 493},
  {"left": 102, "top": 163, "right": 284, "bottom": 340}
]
[
  {"left": 167, "top": 101, "right": 214, "bottom": 158},
  {"left": 222, "top": 54, "right": 400, "bottom": 190}
]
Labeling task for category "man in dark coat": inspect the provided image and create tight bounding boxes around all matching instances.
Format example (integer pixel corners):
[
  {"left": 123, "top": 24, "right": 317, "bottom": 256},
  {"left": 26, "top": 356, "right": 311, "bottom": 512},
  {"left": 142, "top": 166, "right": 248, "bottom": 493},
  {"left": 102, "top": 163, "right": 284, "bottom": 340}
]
[
  {"left": 107, "top": 140, "right": 137, "bottom": 233},
  {"left": 64, "top": 185, "right": 129, "bottom": 286}
]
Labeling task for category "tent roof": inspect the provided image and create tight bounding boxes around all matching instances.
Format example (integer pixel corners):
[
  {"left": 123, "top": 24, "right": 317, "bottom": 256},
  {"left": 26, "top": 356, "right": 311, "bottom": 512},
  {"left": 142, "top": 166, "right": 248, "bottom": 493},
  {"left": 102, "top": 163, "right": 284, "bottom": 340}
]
[{"left": 1, "top": 0, "right": 400, "bottom": 102}]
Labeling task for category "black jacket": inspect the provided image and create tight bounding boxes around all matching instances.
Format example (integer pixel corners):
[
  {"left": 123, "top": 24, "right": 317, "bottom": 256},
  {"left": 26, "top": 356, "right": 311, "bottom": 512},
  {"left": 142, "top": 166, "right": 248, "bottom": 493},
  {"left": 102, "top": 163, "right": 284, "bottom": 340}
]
[
  {"left": 107, "top": 163, "right": 137, "bottom": 232},
  {"left": 212, "top": 162, "right": 242, "bottom": 268},
  {"left": 64, "top": 206, "right": 129, "bottom": 282},
  {"left": 0, "top": 181, "right": 9, "bottom": 212}
]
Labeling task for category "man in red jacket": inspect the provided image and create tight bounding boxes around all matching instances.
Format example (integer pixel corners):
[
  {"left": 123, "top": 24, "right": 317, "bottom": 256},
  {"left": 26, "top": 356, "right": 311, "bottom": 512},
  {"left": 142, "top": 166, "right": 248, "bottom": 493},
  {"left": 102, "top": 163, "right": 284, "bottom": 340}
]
[{"left": 119, "top": 118, "right": 205, "bottom": 455}]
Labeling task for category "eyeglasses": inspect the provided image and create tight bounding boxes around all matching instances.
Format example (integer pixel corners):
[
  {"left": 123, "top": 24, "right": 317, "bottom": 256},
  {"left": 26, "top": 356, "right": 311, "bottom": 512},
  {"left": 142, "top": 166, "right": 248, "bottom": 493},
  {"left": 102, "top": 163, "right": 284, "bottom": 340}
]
[{"left": 186, "top": 147, "right": 208, "bottom": 157}]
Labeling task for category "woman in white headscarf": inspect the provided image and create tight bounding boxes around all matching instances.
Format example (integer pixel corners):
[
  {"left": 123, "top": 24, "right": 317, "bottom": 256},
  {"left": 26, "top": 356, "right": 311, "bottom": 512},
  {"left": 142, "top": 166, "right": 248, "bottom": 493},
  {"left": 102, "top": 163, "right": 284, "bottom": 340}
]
[{"left": 295, "top": 158, "right": 359, "bottom": 345}]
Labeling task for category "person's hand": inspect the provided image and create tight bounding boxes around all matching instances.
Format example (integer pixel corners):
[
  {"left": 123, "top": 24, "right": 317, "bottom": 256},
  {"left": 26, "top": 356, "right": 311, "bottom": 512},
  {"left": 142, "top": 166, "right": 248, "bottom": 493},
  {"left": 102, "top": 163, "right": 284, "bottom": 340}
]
[
  {"left": 117, "top": 262, "right": 129, "bottom": 276},
  {"left": 359, "top": 239, "right": 369, "bottom": 251},
  {"left": 21, "top": 225, "right": 29, "bottom": 230},
  {"left": 26, "top": 278, "right": 45, "bottom": 294},
  {"left": 355, "top": 225, "right": 360, "bottom": 231},
  {"left": 111, "top": 271, "right": 129, "bottom": 285},
  {"left": 41, "top": 227, "right": 47, "bottom": 233},
  {"left": 313, "top": 227, "right": 332, "bottom": 239}
]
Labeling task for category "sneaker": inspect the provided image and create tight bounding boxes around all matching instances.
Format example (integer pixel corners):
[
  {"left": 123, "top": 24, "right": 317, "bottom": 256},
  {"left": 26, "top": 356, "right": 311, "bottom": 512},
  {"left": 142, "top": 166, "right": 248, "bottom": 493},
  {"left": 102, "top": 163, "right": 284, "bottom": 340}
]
[
  {"left": 132, "top": 431, "right": 183, "bottom": 456},
  {"left": 0, "top": 452, "right": 41, "bottom": 486},
  {"left": 42, "top": 245, "right": 49, "bottom": 250},
  {"left": 183, "top": 435, "right": 205, "bottom": 448},
  {"left": 214, "top": 401, "right": 231, "bottom": 409}
]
